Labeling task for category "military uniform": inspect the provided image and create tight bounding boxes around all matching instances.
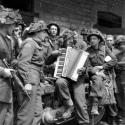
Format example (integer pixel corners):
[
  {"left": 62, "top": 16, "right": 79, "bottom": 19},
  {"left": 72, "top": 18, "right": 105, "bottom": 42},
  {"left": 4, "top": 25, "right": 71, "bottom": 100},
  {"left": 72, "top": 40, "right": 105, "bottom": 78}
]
[
  {"left": 115, "top": 37, "right": 125, "bottom": 119},
  {"left": 87, "top": 44, "right": 116, "bottom": 99},
  {"left": 55, "top": 29, "right": 90, "bottom": 125},
  {"left": 43, "top": 23, "right": 62, "bottom": 77},
  {"left": 15, "top": 21, "right": 56, "bottom": 125},
  {"left": 0, "top": 33, "right": 13, "bottom": 125},
  {"left": 47, "top": 22, "right": 62, "bottom": 51},
  {"left": 0, "top": 6, "right": 23, "bottom": 125},
  {"left": 85, "top": 29, "right": 117, "bottom": 122}
]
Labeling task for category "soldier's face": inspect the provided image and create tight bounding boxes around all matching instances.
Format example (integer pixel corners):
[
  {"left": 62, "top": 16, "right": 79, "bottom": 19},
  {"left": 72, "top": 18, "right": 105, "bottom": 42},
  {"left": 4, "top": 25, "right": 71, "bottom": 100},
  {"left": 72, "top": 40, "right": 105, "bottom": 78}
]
[
  {"left": 50, "top": 25, "right": 58, "bottom": 36},
  {"left": 37, "top": 31, "right": 48, "bottom": 42},
  {"left": 66, "top": 38, "right": 74, "bottom": 47},
  {"left": 82, "top": 34, "right": 87, "bottom": 41},
  {"left": 7, "top": 23, "right": 16, "bottom": 36},
  {"left": 106, "top": 37, "right": 114, "bottom": 46},
  {"left": 90, "top": 35, "right": 100, "bottom": 47},
  {"left": 14, "top": 25, "right": 22, "bottom": 37},
  {"left": 119, "top": 43, "right": 125, "bottom": 51}
]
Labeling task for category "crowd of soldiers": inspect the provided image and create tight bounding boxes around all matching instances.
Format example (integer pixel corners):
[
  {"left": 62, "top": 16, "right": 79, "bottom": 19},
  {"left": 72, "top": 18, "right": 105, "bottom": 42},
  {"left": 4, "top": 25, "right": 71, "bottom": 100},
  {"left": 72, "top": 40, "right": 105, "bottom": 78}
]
[{"left": 0, "top": 5, "right": 125, "bottom": 125}]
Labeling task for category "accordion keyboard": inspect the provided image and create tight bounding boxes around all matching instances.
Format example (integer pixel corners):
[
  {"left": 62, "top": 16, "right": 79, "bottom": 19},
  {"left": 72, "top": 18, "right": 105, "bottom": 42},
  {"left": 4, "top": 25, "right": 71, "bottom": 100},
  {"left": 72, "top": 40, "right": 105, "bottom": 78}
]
[{"left": 54, "top": 48, "right": 67, "bottom": 78}]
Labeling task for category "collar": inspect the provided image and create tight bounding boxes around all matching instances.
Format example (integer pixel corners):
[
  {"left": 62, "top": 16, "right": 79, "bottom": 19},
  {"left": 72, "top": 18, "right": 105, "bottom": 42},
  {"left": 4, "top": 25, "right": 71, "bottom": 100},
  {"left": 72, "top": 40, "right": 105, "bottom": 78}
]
[{"left": 49, "top": 36, "right": 56, "bottom": 41}]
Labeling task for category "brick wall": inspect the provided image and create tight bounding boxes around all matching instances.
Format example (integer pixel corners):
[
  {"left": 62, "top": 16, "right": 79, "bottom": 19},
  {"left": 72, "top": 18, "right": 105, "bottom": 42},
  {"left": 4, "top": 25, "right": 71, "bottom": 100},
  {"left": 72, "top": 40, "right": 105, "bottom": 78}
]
[{"left": 34, "top": 0, "right": 124, "bottom": 32}]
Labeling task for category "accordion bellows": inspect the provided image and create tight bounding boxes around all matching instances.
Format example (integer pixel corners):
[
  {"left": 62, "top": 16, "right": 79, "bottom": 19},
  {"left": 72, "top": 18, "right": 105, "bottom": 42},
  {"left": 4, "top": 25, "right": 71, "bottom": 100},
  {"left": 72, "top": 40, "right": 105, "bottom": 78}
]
[{"left": 54, "top": 47, "right": 89, "bottom": 81}]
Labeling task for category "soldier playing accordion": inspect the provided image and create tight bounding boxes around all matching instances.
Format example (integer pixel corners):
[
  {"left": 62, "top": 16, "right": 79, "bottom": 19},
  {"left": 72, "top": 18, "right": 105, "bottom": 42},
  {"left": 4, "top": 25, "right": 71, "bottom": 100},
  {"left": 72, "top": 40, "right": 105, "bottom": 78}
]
[{"left": 55, "top": 29, "right": 90, "bottom": 125}]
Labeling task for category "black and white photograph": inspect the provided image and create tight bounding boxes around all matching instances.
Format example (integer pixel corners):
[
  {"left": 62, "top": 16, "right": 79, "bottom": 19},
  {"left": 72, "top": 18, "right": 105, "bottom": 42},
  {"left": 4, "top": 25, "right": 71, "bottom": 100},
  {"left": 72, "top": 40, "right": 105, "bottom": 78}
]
[{"left": 0, "top": 0, "right": 125, "bottom": 125}]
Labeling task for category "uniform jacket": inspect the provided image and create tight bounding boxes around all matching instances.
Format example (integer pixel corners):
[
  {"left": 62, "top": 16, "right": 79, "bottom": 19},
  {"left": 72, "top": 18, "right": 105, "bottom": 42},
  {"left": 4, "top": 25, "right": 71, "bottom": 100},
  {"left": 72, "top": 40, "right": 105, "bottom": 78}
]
[
  {"left": 86, "top": 44, "right": 117, "bottom": 75},
  {"left": 115, "top": 51, "right": 125, "bottom": 84},
  {"left": 17, "top": 36, "right": 56, "bottom": 85},
  {"left": 0, "top": 33, "right": 13, "bottom": 103},
  {"left": 47, "top": 36, "right": 63, "bottom": 51},
  {"left": 43, "top": 36, "right": 62, "bottom": 76}
]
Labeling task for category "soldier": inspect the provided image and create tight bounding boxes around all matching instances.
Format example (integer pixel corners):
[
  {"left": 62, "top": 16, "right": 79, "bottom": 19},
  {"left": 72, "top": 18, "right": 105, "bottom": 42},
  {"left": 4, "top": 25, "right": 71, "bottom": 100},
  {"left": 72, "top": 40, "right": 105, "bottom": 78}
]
[
  {"left": 15, "top": 20, "right": 61, "bottom": 125},
  {"left": 80, "top": 28, "right": 90, "bottom": 49},
  {"left": 81, "top": 28, "right": 89, "bottom": 42},
  {"left": 115, "top": 35, "right": 125, "bottom": 124},
  {"left": 104, "top": 34, "right": 119, "bottom": 125},
  {"left": 106, "top": 35, "right": 114, "bottom": 49},
  {"left": 85, "top": 29, "right": 117, "bottom": 116},
  {"left": 47, "top": 22, "right": 62, "bottom": 50},
  {"left": 13, "top": 23, "right": 25, "bottom": 47},
  {"left": 106, "top": 35, "right": 119, "bottom": 55},
  {"left": 12, "top": 21, "right": 26, "bottom": 60},
  {"left": 44, "top": 23, "right": 63, "bottom": 76},
  {"left": 0, "top": 5, "right": 23, "bottom": 125},
  {"left": 55, "top": 29, "right": 90, "bottom": 125}
]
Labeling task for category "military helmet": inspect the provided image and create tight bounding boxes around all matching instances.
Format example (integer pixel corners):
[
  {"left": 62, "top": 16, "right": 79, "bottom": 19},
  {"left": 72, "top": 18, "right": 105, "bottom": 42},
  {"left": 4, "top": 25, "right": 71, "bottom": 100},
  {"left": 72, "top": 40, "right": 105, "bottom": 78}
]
[
  {"left": 115, "top": 35, "right": 125, "bottom": 45},
  {"left": 61, "top": 29, "right": 75, "bottom": 38},
  {"left": 81, "top": 28, "right": 89, "bottom": 35},
  {"left": 0, "top": 5, "right": 23, "bottom": 25},
  {"left": 41, "top": 107, "right": 56, "bottom": 125},
  {"left": 87, "top": 28, "right": 105, "bottom": 43},
  {"left": 47, "top": 22, "right": 60, "bottom": 36}
]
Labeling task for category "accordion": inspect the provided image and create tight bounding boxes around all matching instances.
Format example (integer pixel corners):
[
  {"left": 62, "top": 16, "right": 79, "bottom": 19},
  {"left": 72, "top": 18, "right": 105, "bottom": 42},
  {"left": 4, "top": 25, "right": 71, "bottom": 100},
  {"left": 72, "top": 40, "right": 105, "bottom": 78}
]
[{"left": 54, "top": 47, "right": 89, "bottom": 81}]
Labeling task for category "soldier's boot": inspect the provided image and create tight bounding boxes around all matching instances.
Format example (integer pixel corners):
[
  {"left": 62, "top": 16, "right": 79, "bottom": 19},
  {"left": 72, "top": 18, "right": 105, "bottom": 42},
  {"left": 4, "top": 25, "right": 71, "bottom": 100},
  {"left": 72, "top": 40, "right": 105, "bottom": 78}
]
[{"left": 62, "top": 99, "right": 74, "bottom": 119}]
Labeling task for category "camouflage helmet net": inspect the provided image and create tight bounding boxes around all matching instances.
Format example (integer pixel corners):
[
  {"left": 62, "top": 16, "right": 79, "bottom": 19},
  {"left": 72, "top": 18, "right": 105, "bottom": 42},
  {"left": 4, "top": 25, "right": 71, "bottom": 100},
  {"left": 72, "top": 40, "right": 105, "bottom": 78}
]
[
  {"left": 28, "top": 20, "right": 47, "bottom": 33},
  {"left": 0, "top": 5, "right": 23, "bottom": 25},
  {"left": 87, "top": 28, "right": 105, "bottom": 43},
  {"left": 115, "top": 35, "right": 125, "bottom": 44}
]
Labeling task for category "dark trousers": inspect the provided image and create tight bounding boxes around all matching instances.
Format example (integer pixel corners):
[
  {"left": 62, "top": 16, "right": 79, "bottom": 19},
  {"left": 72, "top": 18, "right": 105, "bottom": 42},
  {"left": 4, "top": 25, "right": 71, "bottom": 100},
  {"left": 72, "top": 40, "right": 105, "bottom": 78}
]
[
  {"left": 16, "top": 85, "right": 43, "bottom": 125},
  {"left": 56, "top": 77, "right": 89, "bottom": 124},
  {"left": 0, "top": 102, "right": 13, "bottom": 125},
  {"left": 116, "top": 74, "right": 125, "bottom": 117}
]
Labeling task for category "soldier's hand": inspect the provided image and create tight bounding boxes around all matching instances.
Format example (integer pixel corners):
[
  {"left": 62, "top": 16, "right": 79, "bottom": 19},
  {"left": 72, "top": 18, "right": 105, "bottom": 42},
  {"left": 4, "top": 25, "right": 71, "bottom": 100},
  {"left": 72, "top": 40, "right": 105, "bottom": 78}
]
[
  {"left": 93, "top": 67, "right": 99, "bottom": 73},
  {"left": 95, "top": 66, "right": 103, "bottom": 70},
  {"left": 52, "top": 50, "right": 62, "bottom": 56},
  {"left": 13, "top": 27, "right": 21, "bottom": 39},
  {"left": 96, "top": 70, "right": 106, "bottom": 78},
  {"left": 93, "top": 66, "right": 103, "bottom": 72},
  {"left": 3, "top": 68, "right": 15, "bottom": 78},
  {"left": 77, "top": 67, "right": 86, "bottom": 75}
]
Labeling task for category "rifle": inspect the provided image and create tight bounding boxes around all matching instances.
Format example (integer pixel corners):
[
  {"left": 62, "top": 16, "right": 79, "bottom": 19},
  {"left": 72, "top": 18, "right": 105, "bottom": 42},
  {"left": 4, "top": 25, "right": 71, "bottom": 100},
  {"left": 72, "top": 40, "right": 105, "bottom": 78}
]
[{"left": 2, "top": 59, "right": 31, "bottom": 100}]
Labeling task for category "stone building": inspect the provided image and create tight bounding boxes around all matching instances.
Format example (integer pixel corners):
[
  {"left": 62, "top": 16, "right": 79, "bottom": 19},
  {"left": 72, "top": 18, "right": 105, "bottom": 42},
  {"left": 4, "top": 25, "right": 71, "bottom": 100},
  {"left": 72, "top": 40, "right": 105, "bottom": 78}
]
[
  {"left": 34, "top": 0, "right": 125, "bottom": 34},
  {"left": 1, "top": 0, "right": 125, "bottom": 34}
]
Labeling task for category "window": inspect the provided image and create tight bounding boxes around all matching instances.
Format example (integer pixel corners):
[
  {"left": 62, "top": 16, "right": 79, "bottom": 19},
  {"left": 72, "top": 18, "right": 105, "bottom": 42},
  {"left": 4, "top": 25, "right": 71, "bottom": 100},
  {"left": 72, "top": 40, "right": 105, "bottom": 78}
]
[{"left": 97, "top": 11, "right": 122, "bottom": 28}]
